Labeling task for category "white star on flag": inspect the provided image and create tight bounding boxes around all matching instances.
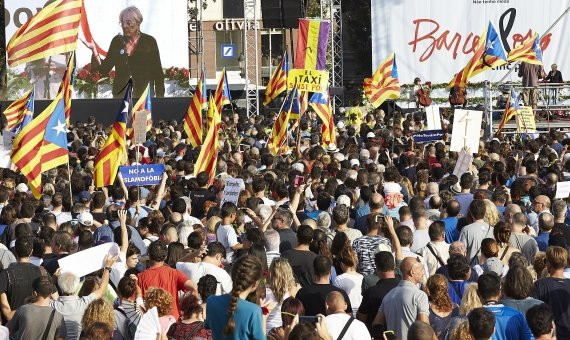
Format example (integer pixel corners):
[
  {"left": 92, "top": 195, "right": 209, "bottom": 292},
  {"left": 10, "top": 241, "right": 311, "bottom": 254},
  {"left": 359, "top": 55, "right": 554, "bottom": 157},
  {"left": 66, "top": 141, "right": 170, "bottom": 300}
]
[
  {"left": 486, "top": 40, "right": 495, "bottom": 51},
  {"left": 122, "top": 100, "right": 130, "bottom": 113},
  {"left": 52, "top": 119, "right": 67, "bottom": 136}
]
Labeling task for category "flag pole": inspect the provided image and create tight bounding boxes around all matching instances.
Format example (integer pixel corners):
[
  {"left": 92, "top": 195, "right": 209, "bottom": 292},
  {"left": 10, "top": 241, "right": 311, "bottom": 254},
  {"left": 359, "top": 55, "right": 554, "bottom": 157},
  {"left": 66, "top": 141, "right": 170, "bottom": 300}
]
[
  {"left": 66, "top": 162, "right": 73, "bottom": 201},
  {"left": 496, "top": 4, "right": 570, "bottom": 84}
]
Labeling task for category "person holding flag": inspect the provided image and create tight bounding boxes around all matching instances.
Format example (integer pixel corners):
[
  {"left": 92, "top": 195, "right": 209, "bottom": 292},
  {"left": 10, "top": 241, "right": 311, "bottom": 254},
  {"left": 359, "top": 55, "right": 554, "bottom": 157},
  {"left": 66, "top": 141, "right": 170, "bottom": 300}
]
[{"left": 268, "top": 83, "right": 300, "bottom": 156}]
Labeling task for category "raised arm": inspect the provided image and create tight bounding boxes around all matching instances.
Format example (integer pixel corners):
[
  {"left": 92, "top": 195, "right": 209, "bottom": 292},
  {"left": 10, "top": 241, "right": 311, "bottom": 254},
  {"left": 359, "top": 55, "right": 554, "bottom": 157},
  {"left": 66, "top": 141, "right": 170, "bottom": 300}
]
[
  {"left": 384, "top": 215, "right": 402, "bottom": 261},
  {"left": 118, "top": 209, "right": 129, "bottom": 254},
  {"left": 93, "top": 255, "right": 118, "bottom": 298}
]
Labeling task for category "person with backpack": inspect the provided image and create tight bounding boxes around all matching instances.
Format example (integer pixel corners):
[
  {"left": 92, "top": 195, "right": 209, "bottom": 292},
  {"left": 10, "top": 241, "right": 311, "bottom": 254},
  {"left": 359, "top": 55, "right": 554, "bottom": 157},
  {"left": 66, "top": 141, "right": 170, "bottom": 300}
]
[
  {"left": 167, "top": 294, "right": 212, "bottom": 340},
  {"left": 115, "top": 275, "right": 144, "bottom": 340}
]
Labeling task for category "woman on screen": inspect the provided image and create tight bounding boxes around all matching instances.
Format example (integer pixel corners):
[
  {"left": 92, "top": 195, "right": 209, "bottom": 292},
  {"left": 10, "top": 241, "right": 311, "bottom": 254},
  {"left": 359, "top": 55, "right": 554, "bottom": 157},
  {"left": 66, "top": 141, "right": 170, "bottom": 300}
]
[{"left": 86, "top": 6, "right": 165, "bottom": 98}]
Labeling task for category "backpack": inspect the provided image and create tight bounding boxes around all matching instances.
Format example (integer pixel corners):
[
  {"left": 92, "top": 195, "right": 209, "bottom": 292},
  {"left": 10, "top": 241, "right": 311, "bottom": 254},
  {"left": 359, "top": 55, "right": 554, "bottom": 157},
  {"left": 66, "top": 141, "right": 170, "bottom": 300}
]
[{"left": 116, "top": 307, "right": 137, "bottom": 340}]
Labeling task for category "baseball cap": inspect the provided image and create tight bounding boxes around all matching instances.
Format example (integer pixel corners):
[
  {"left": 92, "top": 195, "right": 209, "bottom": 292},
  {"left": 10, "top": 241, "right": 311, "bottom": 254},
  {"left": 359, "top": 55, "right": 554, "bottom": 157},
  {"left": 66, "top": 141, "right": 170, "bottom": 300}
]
[
  {"left": 483, "top": 257, "right": 504, "bottom": 276},
  {"left": 366, "top": 132, "right": 375, "bottom": 138},
  {"left": 337, "top": 195, "right": 351, "bottom": 207},
  {"left": 77, "top": 212, "right": 94, "bottom": 227},
  {"left": 350, "top": 159, "right": 360, "bottom": 167},
  {"left": 15, "top": 183, "right": 28, "bottom": 193},
  {"left": 78, "top": 191, "right": 91, "bottom": 202}
]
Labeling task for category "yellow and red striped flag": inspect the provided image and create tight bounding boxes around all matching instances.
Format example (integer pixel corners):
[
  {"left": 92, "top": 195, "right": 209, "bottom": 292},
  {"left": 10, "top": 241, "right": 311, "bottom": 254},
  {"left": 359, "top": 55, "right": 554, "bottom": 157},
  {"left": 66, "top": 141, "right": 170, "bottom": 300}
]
[
  {"left": 194, "top": 95, "right": 221, "bottom": 182},
  {"left": 184, "top": 68, "right": 207, "bottom": 147},
  {"left": 11, "top": 90, "right": 69, "bottom": 198},
  {"left": 310, "top": 91, "right": 336, "bottom": 146},
  {"left": 507, "top": 34, "right": 543, "bottom": 66},
  {"left": 363, "top": 53, "right": 400, "bottom": 108},
  {"left": 93, "top": 81, "right": 132, "bottom": 187},
  {"left": 127, "top": 83, "right": 152, "bottom": 140},
  {"left": 213, "top": 68, "right": 231, "bottom": 114},
  {"left": 3, "top": 90, "right": 34, "bottom": 131},
  {"left": 58, "top": 52, "right": 75, "bottom": 124},
  {"left": 268, "top": 84, "right": 299, "bottom": 156},
  {"left": 7, "top": 0, "right": 83, "bottom": 67},
  {"left": 497, "top": 88, "right": 520, "bottom": 133},
  {"left": 264, "top": 51, "right": 289, "bottom": 106}
]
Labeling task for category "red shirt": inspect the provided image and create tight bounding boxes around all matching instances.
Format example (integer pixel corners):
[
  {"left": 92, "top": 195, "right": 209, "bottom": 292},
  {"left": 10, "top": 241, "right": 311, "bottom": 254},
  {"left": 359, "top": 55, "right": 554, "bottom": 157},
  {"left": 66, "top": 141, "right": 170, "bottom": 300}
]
[{"left": 138, "top": 265, "right": 189, "bottom": 319}]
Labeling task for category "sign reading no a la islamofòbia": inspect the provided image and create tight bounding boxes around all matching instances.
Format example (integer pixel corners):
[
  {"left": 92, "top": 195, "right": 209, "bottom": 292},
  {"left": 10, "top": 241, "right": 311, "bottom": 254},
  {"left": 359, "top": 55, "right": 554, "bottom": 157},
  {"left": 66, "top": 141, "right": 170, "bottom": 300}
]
[
  {"left": 287, "top": 69, "right": 329, "bottom": 93},
  {"left": 119, "top": 164, "right": 165, "bottom": 187}
]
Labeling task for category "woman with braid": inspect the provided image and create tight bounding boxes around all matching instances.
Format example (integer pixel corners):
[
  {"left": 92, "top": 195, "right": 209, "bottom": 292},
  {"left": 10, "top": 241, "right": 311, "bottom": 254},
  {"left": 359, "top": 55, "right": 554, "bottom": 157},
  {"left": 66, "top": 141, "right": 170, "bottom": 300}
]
[{"left": 205, "top": 255, "right": 277, "bottom": 339}]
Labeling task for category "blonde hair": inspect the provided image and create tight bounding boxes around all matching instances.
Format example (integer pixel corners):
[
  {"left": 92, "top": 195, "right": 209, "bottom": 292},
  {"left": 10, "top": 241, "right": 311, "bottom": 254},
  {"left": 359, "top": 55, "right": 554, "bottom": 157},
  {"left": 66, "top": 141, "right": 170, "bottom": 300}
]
[
  {"left": 81, "top": 299, "right": 115, "bottom": 331},
  {"left": 459, "top": 283, "right": 482, "bottom": 316},
  {"left": 119, "top": 6, "right": 143, "bottom": 24},
  {"left": 145, "top": 288, "right": 173, "bottom": 317},
  {"left": 268, "top": 258, "right": 296, "bottom": 302},
  {"left": 450, "top": 320, "right": 474, "bottom": 340},
  {"left": 483, "top": 199, "right": 500, "bottom": 227}
]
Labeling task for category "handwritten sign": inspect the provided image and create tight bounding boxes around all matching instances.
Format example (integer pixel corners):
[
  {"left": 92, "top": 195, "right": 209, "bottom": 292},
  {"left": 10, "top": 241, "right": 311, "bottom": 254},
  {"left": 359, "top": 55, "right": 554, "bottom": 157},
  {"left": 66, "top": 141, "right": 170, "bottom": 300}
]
[
  {"left": 59, "top": 242, "right": 120, "bottom": 277},
  {"left": 556, "top": 181, "right": 570, "bottom": 199},
  {"left": 516, "top": 106, "right": 537, "bottom": 133},
  {"left": 287, "top": 69, "right": 329, "bottom": 92},
  {"left": 413, "top": 130, "right": 445, "bottom": 143},
  {"left": 221, "top": 178, "right": 244, "bottom": 205},
  {"left": 119, "top": 164, "right": 165, "bottom": 187},
  {"left": 450, "top": 109, "right": 482, "bottom": 154},
  {"left": 453, "top": 149, "right": 473, "bottom": 177},
  {"left": 133, "top": 110, "right": 149, "bottom": 145},
  {"left": 426, "top": 106, "right": 442, "bottom": 130}
]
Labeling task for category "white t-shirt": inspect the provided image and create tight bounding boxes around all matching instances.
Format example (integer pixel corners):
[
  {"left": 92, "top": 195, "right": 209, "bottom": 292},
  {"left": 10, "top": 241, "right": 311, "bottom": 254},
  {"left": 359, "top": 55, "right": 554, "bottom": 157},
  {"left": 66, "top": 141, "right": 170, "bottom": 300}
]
[
  {"left": 411, "top": 229, "right": 430, "bottom": 254},
  {"left": 111, "top": 252, "right": 128, "bottom": 288},
  {"left": 265, "top": 287, "right": 290, "bottom": 331},
  {"left": 216, "top": 224, "right": 239, "bottom": 262},
  {"left": 175, "top": 261, "right": 232, "bottom": 295},
  {"left": 333, "top": 272, "right": 363, "bottom": 316},
  {"left": 324, "top": 313, "right": 371, "bottom": 340}
]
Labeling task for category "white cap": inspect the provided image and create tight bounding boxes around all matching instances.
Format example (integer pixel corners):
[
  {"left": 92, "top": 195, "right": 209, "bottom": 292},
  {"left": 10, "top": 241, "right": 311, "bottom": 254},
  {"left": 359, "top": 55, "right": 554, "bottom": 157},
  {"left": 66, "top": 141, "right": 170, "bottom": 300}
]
[
  {"left": 337, "top": 121, "right": 346, "bottom": 130},
  {"left": 337, "top": 195, "right": 351, "bottom": 207},
  {"left": 360, "top": 149, "right": 370, "bottom": 161},
  {"left": 292, "top": 163, "right": 305, "bottom": 173},
  {"left": 350, "top": 159, "right": 360, "bottom": 167},
  {"left": 366, "top": 132, "right": 375, "bottom": 138},
  {"left": 15, "top": 183, "right": 28, "bottom": 193},
  {"left": 333, "top": 153, "right": 345, "bottom": 162},
  {"left": 77, "top": 212, "right": 94, "bottom": 227}
]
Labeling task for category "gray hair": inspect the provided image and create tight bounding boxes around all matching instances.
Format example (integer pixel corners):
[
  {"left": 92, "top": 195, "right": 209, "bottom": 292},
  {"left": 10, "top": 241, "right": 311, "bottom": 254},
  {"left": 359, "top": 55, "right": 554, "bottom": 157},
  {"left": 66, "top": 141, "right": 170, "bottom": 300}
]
[
  {"left": 257, "top": 204, "right": 273, "bottom": 224},
  {"left": 264, "top": 229, "right": 280, "bottom": 252},
  {"left": 449, "top": 241, "right": 466, "bottom": 256},
  {"left": 177, "top": 221, "right": 195, "bottom": 247},
  {"left": 316, "top": 212, "right": 331, "bottom": 229},
  {"left": 552, "top": 200, "right": 567, "bottom": 220},
  {"left": 274, "top": 209, "right": 293, "bottom": 227},
  {"left": 217, "top": 160, "right": 228, "bottom": 174},
  {"left": 58, "top": 272, "right": 80, "bottom": 295},
  {"left": 120, "top": 6, "right": 143, "bottom": 24},
  {"left": 426, "top": 182, "right": 439, "bottom": 196}
]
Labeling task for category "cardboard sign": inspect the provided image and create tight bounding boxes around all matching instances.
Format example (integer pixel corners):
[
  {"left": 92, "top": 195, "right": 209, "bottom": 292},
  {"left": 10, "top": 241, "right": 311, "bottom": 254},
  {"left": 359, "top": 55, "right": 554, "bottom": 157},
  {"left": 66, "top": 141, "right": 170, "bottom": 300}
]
[
  {"left": 425, "top": 106, "right": 442, "bottom": 130},
  {"left": 453, "top": 149, "right": 473, "bottom": 177},
  {"left": 516, "top": 106, "right": 537, "bottom": 133},
  {"left": 287, "top": 69, "right": 329, "bottom": 92},
  {"left": 556, "top": 181, "right": 570, "bottom": 199},
  {"left": 450, "top": 109, "right": 482, "bottom": 154},
  {"left": 133, "top": 110, "right": 149, "bottom": 145},
  {"left": 58, "top": 242, "right": 120, "bottom": 277},
  {"left": 119, "top": 164, "right": 165, "bottom": 187},
  {"left": 413, "top": 130, "right": 445, "bottom": 143},
  {"left": 221, "top": 178, "right": 244, "bottom": 205}
]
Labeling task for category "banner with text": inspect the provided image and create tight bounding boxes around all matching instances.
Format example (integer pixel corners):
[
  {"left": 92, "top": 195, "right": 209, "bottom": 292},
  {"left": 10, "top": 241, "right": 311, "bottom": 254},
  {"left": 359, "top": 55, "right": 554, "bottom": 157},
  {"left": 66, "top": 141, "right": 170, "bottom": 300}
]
[
  {"left": 287, "top": 69, "right": 329, "bottom": 93},
  {"left": 119, "top": 164, "right": 165, "bottom": 187},
  {"left": 413, "top": 130, "right": 445, "bottom": 143},
  {"left": 372, "top": 0, "right": 570, "bottom": 83}
]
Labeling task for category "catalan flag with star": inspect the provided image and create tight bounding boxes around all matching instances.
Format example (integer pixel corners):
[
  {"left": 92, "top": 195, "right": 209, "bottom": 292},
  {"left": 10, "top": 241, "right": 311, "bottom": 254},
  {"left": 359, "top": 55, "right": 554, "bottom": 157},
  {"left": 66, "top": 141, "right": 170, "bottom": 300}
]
[
  {"left": 268, "top": 83, "right": 299, "bottom": 156},
  {"left": 309, "top": 91, "right": 336, "bottom": 146},
  {"left": 497, "top": 88, "right": 520, "bottom": 133},
  {"left": 93, "top": 80, "right": 132, "bottom": 187},
  {"left": 264, "top": 51, "right": 289, "bottom": 106},
  {"left": 364, "top": 52, "right": 400, "bottom": 108},
  {"left": 507, "top": 33, "right": 543, "bottom": 66}
]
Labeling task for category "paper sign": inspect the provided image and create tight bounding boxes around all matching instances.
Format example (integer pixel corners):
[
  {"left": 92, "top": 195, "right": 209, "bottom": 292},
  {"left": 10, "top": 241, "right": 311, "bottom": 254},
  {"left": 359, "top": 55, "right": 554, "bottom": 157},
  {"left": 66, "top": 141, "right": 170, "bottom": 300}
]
[
  {"left": 119, "top": 164, "right": 165, "bottom": 187},
  {"left": 413, "top": 130, "right": 445, "bottom": 143},
  {"left": 556, "top": 181, "right": 570, "bottom": 199},
  {"left": 1, "top": 131, "right": 16, "bottom": 148},
  {"left": 425, "top": 106, "right": 442, "bottom": 130},
  {"left": 0, "top": 146, "right": 13, "bottom": 169},
  {"left": 221, "top": 178, "right": 244, "bottom": 205},
  {"left": 58, "top": 242, "right": 120, "bottom": 277},
  {"left": 287, "top": 69, "right": 329, "bottom": 92},
  {"left": 516, "top": 106, "right": 537, "bottom": 133},
  {"left": 453, "top": 149, "right": 474, "bottom": 177},
  {"left": 450, "top": 109, "right": 482, "bottom": 154},
  {"left": 133, "top": 110, "right": 149, "bottom": 145}
]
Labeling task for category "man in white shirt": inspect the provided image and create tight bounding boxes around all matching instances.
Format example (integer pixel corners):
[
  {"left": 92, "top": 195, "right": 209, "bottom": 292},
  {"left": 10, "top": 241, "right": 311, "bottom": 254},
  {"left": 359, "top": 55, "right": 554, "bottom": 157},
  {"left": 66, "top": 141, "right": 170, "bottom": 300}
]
[
  {"left": 411, "top": 209, "right": 430, "bottom": 254},
  {"left": 216, "top": 202, "right": 243, "bottom": 263},
  {"left": 420, "top": 221, "right": 450, "bottom": 276},
  {"left": 176, "top": 242, "right": 232, "bottom": 295},
  {"left": 324, "top": 291, "right": 371, "bottom": 340}
]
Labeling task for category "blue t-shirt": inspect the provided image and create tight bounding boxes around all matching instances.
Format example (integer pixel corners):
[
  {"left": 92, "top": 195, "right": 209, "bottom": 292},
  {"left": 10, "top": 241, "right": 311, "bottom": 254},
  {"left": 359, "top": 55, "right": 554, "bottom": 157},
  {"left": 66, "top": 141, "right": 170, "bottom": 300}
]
[
  {"left": 485, "top": 304, "right": 533, "bottom": 340},
  {"left": 442, "top": 217, "right": 459, "bottom": 243},
  {"left": 535, "top": 232, "right": 550, "bottom": 251},
  {"left": 205, "top": 294, "right": 265, "bottom": 340},
  {"left": 448, "top": 281, "right": 469, "bottom": 305}
]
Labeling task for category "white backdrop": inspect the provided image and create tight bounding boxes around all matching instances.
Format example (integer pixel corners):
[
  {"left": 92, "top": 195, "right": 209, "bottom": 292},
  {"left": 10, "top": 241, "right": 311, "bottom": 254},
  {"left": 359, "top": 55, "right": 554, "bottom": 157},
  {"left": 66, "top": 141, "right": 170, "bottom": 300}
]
[{"left": 372, "top": 0, "right": 570, "bottom": 84}]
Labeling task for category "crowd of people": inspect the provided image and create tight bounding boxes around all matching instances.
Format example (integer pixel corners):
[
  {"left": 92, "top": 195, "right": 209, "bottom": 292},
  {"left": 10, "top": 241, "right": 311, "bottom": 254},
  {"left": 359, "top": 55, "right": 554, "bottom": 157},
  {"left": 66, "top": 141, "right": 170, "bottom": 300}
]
[{"left": 0, "top": 100, "right": 569, "bottom": 340}]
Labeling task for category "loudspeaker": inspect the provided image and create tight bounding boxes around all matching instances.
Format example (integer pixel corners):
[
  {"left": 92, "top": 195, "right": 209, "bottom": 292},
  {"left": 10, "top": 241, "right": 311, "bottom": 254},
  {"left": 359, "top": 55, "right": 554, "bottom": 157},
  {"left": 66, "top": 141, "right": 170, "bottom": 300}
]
[
  {"left": 282, "top": 0, "right": 303, "bottom": 29},
  {"left": 261, "top": 0, "right": 283, "bottom": 29},
  {"left": 261, "top": 0, "right": 303, "bottom": 29}
]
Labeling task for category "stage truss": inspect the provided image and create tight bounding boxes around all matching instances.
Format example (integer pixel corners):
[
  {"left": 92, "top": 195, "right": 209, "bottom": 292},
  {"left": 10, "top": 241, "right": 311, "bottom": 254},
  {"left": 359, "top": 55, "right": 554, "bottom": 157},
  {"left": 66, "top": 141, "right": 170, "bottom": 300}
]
[{"left": 243, "top": 0, "right": 260, "bottom": 117}]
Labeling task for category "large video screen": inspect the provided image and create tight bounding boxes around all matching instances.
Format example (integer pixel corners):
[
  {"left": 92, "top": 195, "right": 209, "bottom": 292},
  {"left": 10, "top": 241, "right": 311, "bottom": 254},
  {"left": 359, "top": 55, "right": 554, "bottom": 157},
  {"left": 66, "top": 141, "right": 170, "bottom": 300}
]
[{"left": 5, "top": 0, "right": 189, "bottom": 100}]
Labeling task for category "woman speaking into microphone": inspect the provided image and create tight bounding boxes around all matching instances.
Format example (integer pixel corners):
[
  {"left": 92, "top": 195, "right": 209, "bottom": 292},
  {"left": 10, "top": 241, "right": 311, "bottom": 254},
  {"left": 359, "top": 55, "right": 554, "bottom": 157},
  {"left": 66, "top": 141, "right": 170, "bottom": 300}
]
[{"left": 86, "top": 6, "right": 165, "bottom": 98}]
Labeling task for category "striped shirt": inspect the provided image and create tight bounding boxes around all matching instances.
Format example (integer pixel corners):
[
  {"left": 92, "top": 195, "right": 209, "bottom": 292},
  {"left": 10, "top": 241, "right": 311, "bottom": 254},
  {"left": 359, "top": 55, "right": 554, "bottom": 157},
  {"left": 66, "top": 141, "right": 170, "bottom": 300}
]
[{"left": 352, "top": 235, "right": 392, "bottom": 276}]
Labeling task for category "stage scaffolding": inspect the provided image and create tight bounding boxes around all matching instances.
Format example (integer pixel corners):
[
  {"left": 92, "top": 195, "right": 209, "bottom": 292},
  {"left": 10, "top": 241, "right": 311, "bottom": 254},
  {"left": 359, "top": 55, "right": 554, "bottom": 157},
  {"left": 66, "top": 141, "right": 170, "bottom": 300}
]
[{"left": 243, "top": 0, "right": 260, "bottom": 117}]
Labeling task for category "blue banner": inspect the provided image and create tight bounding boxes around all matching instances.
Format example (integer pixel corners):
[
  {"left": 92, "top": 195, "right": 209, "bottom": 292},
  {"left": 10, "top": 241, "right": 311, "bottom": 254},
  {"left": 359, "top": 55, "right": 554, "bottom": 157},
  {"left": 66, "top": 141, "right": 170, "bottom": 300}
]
[
  {"left": 119, "top": 164, "right": 165, "bottom": 187},
  {"left": 413, "top": 130, "right": 445, "bottom": 143}
]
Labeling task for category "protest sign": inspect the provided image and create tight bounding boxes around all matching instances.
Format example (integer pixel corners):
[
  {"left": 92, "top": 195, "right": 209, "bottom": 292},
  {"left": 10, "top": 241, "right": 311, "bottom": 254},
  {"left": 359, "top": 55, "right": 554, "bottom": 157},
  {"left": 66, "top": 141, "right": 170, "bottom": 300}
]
[
  {"left": 516, "top": 106, "right": 537, "bottom": 133},
  {"left": 556, "top": 181, "right": 570, "bottom": 199},
  {"left": 133, "top": 110, "right": 149, "bottom": 145},
  {"left": 453, "top": 149, "right": 473, "bottom": 178},
  {"left": 425, "top": 106, "right": 442, "bottom": 130},
  {"left": 58, "top": 242, "right": 119, "bottom": 277},
  {"left": 450, "top": 109, "right": 482, "bottom": 154},
  {"left": 221, "top": 178, "right": 244, "bottom": 205},
  {"left": 287, "top": 69, "right": 329, "bottom": 92},
  {"left": 413, "top": 130, "right": 445, "bottom": 143},
  {"left": 119, "top": 164, "right": 165, "bottom": 187}
]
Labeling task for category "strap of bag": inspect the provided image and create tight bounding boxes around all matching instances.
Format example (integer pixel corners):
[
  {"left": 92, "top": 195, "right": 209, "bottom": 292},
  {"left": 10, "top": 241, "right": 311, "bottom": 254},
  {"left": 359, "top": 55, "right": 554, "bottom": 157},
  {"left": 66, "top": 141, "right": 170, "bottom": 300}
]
[
  {"left": 426, "top": 243, "right": 445, "bottom": 267},
  {"left": 337, "top": 317, "right": 355, "bottom": 340},
  {"left": 470, "top": 225, "right": 492, "bottom": 265},
  {"left": 41, "top": 309, "right": 56, "bottom": 340},
  {"left": 500, "top": 245, "right": 509, "bottom": 261}
]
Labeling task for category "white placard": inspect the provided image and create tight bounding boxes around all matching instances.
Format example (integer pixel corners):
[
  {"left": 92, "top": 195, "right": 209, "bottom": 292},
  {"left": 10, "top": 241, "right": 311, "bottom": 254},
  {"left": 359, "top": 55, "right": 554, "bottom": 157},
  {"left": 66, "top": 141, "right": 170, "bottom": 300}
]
[
  {"left": 221, "top": 178, "right": 244, "bottom": 205},
  {"left": 58, "top": 242, "right": 120, "bottom": 277},
  {"left": 450, "top": 109, "right": 482, "bottom": 154},
  {"left": 556, "top": 181, "right": 570, "bottom": 199},
  {"left": 425, "top": 106, "right": 442, "bottom": 130},
  {"left": 453, "top": 149, "right": 473, "bottom": 178}
]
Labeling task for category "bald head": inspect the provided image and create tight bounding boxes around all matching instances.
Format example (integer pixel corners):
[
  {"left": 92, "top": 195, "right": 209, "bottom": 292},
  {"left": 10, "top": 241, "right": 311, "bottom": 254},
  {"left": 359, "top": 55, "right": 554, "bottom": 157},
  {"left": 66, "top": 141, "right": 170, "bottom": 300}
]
[
  {"left": 450, "top": 241, "right": 467, "bottom": 256},
  {"left": 538, "top": 213, "right": 554, "bottom": 232},
  {"left": 533, "top": 195, "right": 551, "bottom": 213},
  {"left": 325, "top": 291, "right": 347, "bottom": 314},
  {"left": 400, "top": 256, "right": 424, "bottom": 282},
  {"left": 505, "top": 203, "right": 522, "bottom": 223},
  {"left": 370, "top": 193, "right": 384, "bottom": 211},
  {"left": 427, "top": 182, "right": 439, "bottom": 196},
  {"left": 169, "top": 212, "right": 183, "bottom": 224}
]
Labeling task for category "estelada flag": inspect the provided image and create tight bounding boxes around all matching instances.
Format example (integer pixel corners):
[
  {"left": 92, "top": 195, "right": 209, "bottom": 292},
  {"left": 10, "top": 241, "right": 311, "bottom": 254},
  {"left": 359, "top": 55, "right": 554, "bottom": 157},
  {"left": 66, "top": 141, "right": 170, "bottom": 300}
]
[
  {"left": 295, "top": 19, "right": 330, "bottom": 70},
  {"left": 508, "top": 34, "right": 543, "bottom": 66}
]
